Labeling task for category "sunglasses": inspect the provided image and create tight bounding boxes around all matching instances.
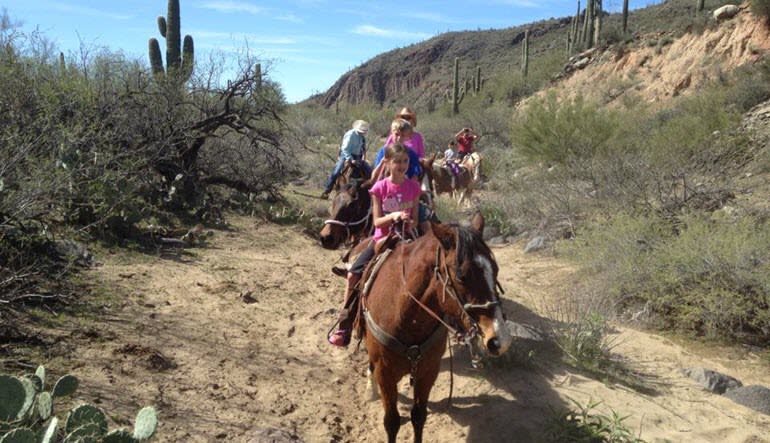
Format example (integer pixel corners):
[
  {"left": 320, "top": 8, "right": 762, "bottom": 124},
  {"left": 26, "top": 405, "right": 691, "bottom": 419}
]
[{"left": 399, "top": 115, "right": 413, "bottom": 121}]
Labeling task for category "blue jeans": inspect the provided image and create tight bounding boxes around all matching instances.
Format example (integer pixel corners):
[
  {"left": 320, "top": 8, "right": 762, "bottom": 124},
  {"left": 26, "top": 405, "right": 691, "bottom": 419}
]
[{"left": 324, "top": 157, "right": 371, "bottom": 192}]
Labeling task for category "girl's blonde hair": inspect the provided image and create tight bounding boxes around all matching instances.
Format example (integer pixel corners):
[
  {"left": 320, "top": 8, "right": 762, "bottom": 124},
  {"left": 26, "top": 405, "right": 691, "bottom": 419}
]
[{"left": 390, "top": 118, "right": 413, "bottom": 135}]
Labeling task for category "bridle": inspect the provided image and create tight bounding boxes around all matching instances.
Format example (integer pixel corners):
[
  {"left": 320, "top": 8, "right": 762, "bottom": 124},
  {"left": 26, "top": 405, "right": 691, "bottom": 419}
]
[{"left": 323, "top": 187, "right": 372, "bottom": 243}]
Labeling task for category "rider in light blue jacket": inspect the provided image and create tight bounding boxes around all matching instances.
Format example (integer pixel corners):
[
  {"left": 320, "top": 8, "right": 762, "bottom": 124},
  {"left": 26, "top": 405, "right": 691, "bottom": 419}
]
[{"left": 322, "top": 120, "right": 371, "bottom": 198}]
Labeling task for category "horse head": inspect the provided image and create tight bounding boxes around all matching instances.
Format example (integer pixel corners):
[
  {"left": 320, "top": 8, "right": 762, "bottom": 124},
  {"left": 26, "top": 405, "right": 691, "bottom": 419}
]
[
  {"left": 430, "top": 212, "right": 512, "bottom": 357},
  {"left": 319, "top": 179, "right": 372, "bottom": 250}
]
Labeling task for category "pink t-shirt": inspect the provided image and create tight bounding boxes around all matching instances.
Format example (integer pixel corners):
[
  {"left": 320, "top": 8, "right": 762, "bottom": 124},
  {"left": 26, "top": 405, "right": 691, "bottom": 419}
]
[
  {"left": 370, "top": 177, "right": 422, "bottom": 241},
  {"left": 384, "top": 131, "right": 425, "bottom": 159}
]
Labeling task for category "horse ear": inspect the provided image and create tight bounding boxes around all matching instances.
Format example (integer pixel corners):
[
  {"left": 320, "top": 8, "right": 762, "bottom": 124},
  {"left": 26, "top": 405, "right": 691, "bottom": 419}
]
[
  {"left": 470, "top": 211, "right": 485, "bottom": 235},
  {"left": 431, "top": 221, "right": 455, "bottom": 249},
  {"left": 428, "top": 152, "right": 436, "bottom": 163}
]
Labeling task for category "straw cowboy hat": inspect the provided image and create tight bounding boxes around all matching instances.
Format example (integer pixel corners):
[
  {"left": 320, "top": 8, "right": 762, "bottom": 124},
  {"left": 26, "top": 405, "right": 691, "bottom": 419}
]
[
  {"left": 352, "top": 120, "right": 369, "bottom": 134},
  {"left": 396, "top": 107, "right": 417, "bottom": 127}
]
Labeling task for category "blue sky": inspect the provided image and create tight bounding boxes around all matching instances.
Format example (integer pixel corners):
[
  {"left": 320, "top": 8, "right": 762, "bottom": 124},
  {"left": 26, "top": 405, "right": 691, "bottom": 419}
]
[{"left": 4, "top": 0, "right": 660, "bottom": 103}]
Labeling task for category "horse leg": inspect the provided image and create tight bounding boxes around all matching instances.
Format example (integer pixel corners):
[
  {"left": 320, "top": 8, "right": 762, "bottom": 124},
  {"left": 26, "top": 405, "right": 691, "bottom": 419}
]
[
  {"left": 410, "top": 368, "right": 439, "bottom": 443},
  {"left": 365, "top": 363, "right": 380, "bottom": 401},
  {"left": 374, "top": 364, "right": 401, "bottom": 443}
]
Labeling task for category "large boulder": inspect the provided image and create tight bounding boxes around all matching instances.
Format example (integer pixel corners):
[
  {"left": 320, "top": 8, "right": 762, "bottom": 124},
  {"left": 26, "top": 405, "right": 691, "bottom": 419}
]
[{"left": 713, "top": 5, "right": 740, "bottom": 21}]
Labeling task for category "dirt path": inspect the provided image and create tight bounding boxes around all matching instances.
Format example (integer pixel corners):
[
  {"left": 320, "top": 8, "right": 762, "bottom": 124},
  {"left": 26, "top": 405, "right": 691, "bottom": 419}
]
[{"left": 65, "top": 215, "right": 770, "bottom": 442}]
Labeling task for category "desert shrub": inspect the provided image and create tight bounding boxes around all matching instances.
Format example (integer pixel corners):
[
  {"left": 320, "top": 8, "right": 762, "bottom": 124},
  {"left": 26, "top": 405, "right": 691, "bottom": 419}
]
[
  {"left": 546, "top": 397, "right": 646, "bottom": 443},
  {"left": 511, "top": 93, "right": 620, "bottom": 169},
  {"left": 750, "top": 0, "right": 770, "bottom": 22},
  {"left": 724, "top": 61, "right": 770, "bottom": 113},
  {"left": 563, "top": 212, "right": 770, "bottom": 342}
]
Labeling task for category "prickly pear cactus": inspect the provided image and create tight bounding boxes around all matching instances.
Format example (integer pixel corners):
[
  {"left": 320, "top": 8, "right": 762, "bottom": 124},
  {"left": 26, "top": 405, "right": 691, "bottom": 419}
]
[
  {"left": 103, "top": 429, "right": 136, "bottom": 443},
  {"left": 36, "top": 392, "right": 52, "bottom": 421},
  {"left": 64, "top": 405, "right": 108, "bottom": 436},
  {"left": 0, "top": 376, "right": 34, "bottom": 422},
  {"left": 40, "top": 417, "right": 58, "bottom": 443},
  {"left": 132, "top": 407, "right": 158, "bottom": 441},
  {"left": 52, "top": 375, "right": 78, "bottom": 398},
  {"left": 0, "top": 428, "right": 36, "bottom": 443}
]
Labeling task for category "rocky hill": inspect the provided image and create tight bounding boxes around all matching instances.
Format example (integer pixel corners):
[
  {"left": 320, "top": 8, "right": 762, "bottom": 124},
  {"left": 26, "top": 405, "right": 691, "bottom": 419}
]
[{"left": 310, "top": 0, "right": 769, "bottom": 109}]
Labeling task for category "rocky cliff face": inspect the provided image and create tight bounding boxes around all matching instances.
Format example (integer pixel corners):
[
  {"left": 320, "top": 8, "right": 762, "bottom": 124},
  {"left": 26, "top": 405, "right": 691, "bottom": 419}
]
[
  {"left": 313, "top": 18, "right": 570, "bottom": 109},
  {"left": 318, "top": 39, "right": 450, "bottom": 107}
]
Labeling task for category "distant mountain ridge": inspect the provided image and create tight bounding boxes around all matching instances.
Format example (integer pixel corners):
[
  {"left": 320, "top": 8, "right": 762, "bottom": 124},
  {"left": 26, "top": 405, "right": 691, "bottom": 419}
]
[
  {"left": 308, "top": 0, "right": 758, "bottom": 109},
  {"left": 310, "top": 17, "right": 570, "bottom": 108}
]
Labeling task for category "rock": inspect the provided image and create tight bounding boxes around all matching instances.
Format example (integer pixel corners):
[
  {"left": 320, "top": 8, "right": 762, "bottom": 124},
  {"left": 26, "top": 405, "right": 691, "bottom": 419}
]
[
  {"left": 506, "top": 320, "right": 544, "bottom": 342},
  {"left": 524, "top": 236, "right": 546, "bottom": 253},
  {"left": 724, "top": 385, "right": 770, "bottom": 415},
  {"left": 487, "top": 236, "right": 506, "bottom": 246},
  {"left": 52, "top": 240, "right": 92, "bottom": 266},
  {"left": 713, "top": 5, "right": 740, "bottom": 21},
  {"left": 573, "top": 57, "right": 590, "bottom": 70},
  {"left": 681, "top": 367, "right": 742, "bottom": 394},
  {"left": 248, "top": 428, "right": 304, "bottom": 443}
]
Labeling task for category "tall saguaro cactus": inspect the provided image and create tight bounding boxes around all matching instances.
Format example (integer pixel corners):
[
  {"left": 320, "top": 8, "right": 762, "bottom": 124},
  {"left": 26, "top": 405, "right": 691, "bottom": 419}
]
[
  {"left": 149, "top": 0, "right": 194, "bottom": 81},
  {"left": 696, "top": 0, "right": 705, "bottom": 15},
  {"left": 593, "top": 0, "right": 603, "bottom": 47},
  {"left": 522, "top": 29, "right": 530, "bottom": 78},
  {"left": 451, "top": 58, "right": 459, "bottom": 114},
  {"left": 622, "top": 0, "right": 629, "bottom": 34}
]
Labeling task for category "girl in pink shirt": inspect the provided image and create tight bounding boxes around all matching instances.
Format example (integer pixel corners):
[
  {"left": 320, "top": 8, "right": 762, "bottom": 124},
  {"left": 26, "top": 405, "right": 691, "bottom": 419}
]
[{"left": 328, "top": 143, "right": 421, "bottom": 347}]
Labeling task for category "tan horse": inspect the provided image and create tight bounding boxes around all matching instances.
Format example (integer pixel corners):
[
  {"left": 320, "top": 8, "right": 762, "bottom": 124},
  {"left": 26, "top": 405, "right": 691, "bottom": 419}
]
[{"left": 357, "top": 213, "right": 512, "bottom": 443}]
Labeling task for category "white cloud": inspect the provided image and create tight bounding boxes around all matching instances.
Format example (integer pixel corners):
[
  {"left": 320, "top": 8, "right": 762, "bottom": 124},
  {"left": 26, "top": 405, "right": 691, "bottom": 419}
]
[
  {"left": 198, "top": 1, "right": 264, "bottom": 15},
  {"left": 351, "top": 25, "right": 430, "bottom": 40},
  {"left": 193, "top": 30, "right": 296, "bottom": 45}
]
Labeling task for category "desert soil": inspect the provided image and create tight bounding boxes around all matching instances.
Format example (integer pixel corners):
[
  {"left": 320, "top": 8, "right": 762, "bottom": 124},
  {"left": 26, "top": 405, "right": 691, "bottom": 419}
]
[{"left": 44, "top": 211, "right": 770, "bottom": 443}]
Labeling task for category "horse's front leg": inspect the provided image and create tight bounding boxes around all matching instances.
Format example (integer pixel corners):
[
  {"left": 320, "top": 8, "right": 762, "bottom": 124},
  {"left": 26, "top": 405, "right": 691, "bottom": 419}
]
[
  {"left": 410, "top": 366, "right": 439, "bottom": 443},
  {"left": 374, "top": 363, "right": 401, "bottom": 443}
]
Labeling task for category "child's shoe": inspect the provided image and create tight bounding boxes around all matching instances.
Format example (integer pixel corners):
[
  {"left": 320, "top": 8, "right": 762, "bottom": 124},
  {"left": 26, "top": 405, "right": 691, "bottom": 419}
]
[{"left": 328, "top": 328, "right": 351, "bottom": 347}]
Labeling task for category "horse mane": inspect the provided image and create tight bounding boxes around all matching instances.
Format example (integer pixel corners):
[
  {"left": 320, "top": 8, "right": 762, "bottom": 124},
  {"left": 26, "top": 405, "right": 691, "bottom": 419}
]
[{"left": 446, "top": 223, "right": 492, "bottom": 280}]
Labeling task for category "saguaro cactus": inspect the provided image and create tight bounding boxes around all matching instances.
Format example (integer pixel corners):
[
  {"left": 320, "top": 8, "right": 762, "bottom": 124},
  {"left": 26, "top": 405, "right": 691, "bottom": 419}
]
[
  {"left": 452, "top": 57, "right": 460, "bottom": 114},
  {"left": 622, "top": 0, "right": 629, "bottom": 33},
  {"left": 474, "top": 66, "right": 481, "bottom": 93},
  {"left": 697, "top": 0, "right": 705, "bottom": 15},
  {"left": 522, "top": 29, "right": 530, "bottom": 78},
  {"left": 593, "top": 0, "right": 603, "bottom": 47},
  {"left": 149, "top": 0, "right": 194, "bottom": 81}
]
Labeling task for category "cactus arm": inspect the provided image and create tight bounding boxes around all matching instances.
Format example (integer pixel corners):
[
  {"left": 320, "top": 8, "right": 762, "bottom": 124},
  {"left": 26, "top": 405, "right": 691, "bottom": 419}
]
[
  {"left": 182, "top": 35, "right": 194, "bottom": 79},
  {"left": 149, "top": 38, "right": 165, "bottom": 75},
  {"left": 157, "top": 16, "right": 167, "bottom": 38}
]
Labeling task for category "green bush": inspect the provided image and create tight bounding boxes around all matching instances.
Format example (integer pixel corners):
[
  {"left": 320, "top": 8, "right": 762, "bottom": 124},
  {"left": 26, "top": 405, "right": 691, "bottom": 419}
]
[
  {"left": 563, "top": 213, "right": 770, "bottom": 342},
  {"left": 547, "top": 397, "right": 646, "bottom": 443},
  {"left": 511, "top": 93, "right": 620, "bottom": 168},
  {"left": 750, "top": 0, "right": 770, "bottom": 21}
]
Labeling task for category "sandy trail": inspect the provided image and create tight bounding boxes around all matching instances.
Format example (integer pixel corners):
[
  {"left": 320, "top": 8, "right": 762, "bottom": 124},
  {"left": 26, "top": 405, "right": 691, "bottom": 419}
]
[{"left": 63, "top": 214, "right": 770, "bottom": 442}]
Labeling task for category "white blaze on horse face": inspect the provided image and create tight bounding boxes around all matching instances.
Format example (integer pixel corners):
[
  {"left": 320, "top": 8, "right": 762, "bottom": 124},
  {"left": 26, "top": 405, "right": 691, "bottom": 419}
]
[{"left": 474, "top": 254, "right": 513, "bottom": 354}]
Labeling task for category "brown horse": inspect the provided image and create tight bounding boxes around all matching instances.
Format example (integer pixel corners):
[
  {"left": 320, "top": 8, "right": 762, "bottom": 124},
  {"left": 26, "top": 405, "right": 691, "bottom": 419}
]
[
  {"left": 431, "top": 162, "right": 475, "bottom": 206},
  {"left": 358, "top": 213, "right": 512, "bottom": 443},
  {"left": 319, "top": 179, "right": 372, "bottom": 250},
  {"left": 321, "top": 154, "right": 437, "bottom": 249}
]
